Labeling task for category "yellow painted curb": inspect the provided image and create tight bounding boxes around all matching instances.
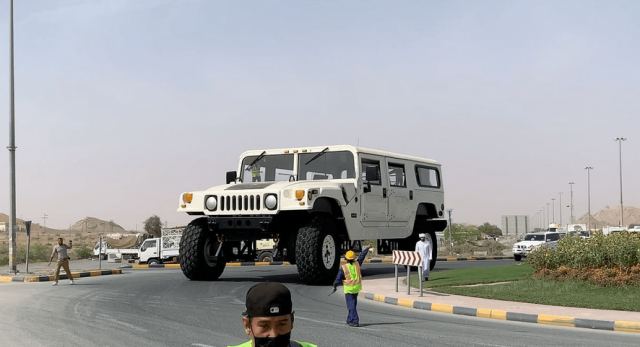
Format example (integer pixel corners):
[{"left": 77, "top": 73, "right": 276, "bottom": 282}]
[
  {"left": 90, "top": 270, "right": 102, "bottom": 276},
  {"left": 614, "top": 320, "right": 640, "bottom": 333},
  {"left": 477, "top": 308, "right": 507, "bottom": 320},
  {"left": 538, "top": 314, "right": 575, "bottom": 327},
  {"left": 431, "top": 303, "right": 453, "bottom": 314},
  {"left": 398, "top": 298, "right": 414, "bottom": 308},
  {"left": 254, "top": 262, "right": 270, "bottom": 266},
  {"left": 0, "top": 276, "right": 12, "bottom": 283},
  {"left": 373, "top": 294, "right": 385, "bottom": 302},
  {"left": 227, "top": 263, "right": 241, "bottom": 267},
  {"left": 132, "top": 264, "right": 148, "bottom": 269},
  {"left": 164, "top": 264, "right": 180, "bottom": 269}
]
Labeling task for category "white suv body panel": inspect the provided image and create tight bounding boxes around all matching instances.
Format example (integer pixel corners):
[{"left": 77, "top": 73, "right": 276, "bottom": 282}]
[{"left": 178, "top": 145, "right": 445, "bottom": 241}]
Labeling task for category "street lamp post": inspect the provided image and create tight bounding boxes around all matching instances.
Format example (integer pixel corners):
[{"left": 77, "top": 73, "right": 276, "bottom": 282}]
[
  {"left": 551, "top": 198, "right": 556, "bottom": 224},
  {"left": 559, "top": 192, "right": 563, "bottom": 227},
  {"left": 7, "top": 0, "right": 18, "bottom": 274},
  {"left": 546, "top": 203, "right": 550, "bottom": 228},
  {"left": 585, "top": 166, "right": 594, "bottom": 235},
  {"left": 615, "top": 137, "right": 627, "bottom": 228},
  {"left": 569, "top": 182, "right": 575, "bottom": 224}
]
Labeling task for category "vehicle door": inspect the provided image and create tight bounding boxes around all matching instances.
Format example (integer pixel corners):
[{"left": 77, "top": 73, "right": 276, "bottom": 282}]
[
  {"left": 386, "top": 160, "right": 411, "bottom": 229},
  {"left": 359, "top": 154, "right": 388, "bottom": 228},
  {"left": 139, "top": 239, "right": 158, "bottom": 261}
]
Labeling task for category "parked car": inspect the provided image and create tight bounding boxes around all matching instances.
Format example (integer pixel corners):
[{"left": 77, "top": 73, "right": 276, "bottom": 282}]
[{"left": 512, "top": 232, "right": 560, "bottom": 261}]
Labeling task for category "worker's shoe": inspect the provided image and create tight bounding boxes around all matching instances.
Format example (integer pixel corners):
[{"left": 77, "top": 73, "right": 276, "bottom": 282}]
[
  {"left": 70, "top": 280, "right": 75, "bottom": 285},
  {"left": 52, "top": 282, "right": 58, "bottom": 286},
  {"left": 347, "top": 323, "right": 359, "bottom": 327}
]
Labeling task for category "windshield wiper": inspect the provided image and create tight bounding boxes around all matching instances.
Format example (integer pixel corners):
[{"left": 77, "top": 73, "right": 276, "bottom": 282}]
[
  {"left": 246, "top": 151, "right": 267, "bottom": 168},
  {"left": 304, "top": 147, "right": 330, "bottom": 165}
]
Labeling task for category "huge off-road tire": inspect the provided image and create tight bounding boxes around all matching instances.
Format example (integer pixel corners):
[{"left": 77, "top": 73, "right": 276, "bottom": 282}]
[
  {"left": 179, "top": 218, "right": 226, "bottom": 281},
  {"left": 295, "top": 216, "right": 340, "bottom": 285}
]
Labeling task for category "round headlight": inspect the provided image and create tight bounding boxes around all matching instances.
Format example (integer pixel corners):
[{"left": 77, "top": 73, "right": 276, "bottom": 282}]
[
  {"left": 205, "top": 196, "right": 217, "bottom": 211},
  {"left": 264, "top": 194, "right": 278, "bottom": 210}
]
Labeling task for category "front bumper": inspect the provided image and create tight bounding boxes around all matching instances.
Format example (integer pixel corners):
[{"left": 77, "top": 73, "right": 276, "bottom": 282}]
[{"left": 207, "top": 216, "right": 273, "bottom": 231}]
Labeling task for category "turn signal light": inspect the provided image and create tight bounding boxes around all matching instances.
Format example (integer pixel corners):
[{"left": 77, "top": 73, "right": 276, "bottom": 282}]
[
  {"left": 295, "top": 190, "right": 305, "bottom": 201},
  {"left": 182, "top": 192, "right": 193, "bottom": 204}
]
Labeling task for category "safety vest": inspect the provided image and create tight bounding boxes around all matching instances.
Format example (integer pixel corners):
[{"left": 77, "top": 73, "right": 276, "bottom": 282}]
[
  {"left": 342, "top": 262, "right": 362, "bottom": 294},
  {"left": 228, "top": 340, "right": 316, "bottom": 347}
]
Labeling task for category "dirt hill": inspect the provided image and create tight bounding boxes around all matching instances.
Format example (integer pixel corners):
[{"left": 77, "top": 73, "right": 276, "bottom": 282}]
[
  {"left": 69, "top": 217, "right": 127, "bottom": 233},
  {"left": 576, "top": 206, "right": 640, "bottom": 227}
]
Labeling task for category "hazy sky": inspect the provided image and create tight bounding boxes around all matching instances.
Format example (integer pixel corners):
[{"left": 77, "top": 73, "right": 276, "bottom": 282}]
[{"left": 0, "top": 0, "right": 639, "bottom": 231}]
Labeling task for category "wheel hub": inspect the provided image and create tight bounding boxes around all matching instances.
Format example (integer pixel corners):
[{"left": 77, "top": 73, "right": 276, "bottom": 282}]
[
  {"left": 203, "top": 237, "right": 219, "bottom": 267},
  {"left": 321, "top": 235, "right": 336, "bottom": 269}
]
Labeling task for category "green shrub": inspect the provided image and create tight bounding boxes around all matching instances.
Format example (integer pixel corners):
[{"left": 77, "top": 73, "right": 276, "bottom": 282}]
[
  {"left": 529, "top": 232, "right": 640, "bottom": 271},
  {"left": 73, "top": 245, "right": 93, "bottom": 259}
]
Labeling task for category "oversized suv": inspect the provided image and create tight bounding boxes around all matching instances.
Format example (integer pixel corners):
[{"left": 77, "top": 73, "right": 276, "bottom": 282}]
[
  {"left": 512, "top": 231, "right": 560, "bottom": 261},
  {"left": 177, "top": 145, "right": 447, "bottom": 284}
]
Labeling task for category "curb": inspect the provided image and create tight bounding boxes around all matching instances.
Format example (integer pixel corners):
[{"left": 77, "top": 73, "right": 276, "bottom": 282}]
[
  {"left": 129, "top": 256, "right": 512, "bottom": 269},
  {"left": 361, "top": 292, "right": 640, "bottom": 334},
  {"left": 367, "top": 256, "right": 513, "bottom": 263},
  {"left": 0, "top": 269, "right": 123, "bottom": 283}
]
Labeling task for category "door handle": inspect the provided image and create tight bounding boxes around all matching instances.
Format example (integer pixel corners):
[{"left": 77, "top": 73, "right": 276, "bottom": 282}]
[
  {"left": 410, "top": 190, "right": 413, "bottom": 200},
  {"left": 383, "top": 188, "right": 387, "bottom": 198}
]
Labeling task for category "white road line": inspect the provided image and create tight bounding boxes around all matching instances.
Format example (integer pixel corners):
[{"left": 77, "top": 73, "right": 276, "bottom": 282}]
[
  {"left": 295, "top": 316, "right": 376, "bottom": 331},
  {"left": 96, "top": 313, "right": 148, "bottom": 333},
  {"left": 192, "top": 343, "right": 216, "bottom": 347}
]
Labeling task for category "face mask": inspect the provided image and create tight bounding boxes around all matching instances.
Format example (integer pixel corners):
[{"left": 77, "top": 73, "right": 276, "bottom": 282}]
[
  {"left": 420, "top": 238, "right": 425, "bottom": 241},
  {"left": 253, "top": 332, "right": 291, "bottom": 347}
]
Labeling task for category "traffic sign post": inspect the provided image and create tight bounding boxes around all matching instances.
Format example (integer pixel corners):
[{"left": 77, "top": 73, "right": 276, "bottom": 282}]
[
  {"left": 25, "top": 221, "right": 32, "bottom": 274},
  {"left": 392, "top": 250, "right": 424, "bottom": 297}
]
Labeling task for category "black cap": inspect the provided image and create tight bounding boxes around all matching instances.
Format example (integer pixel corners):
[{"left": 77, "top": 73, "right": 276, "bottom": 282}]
[{"left": 244, "top": 282, "right": 292, "bottom": 317}]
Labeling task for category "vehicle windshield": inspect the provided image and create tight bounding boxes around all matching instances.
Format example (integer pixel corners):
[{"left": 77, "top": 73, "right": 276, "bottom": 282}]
[
  {"left": 298, "top": 151, "right": 356, "bottom": 181},
  {"left": 524, "top": 234, "right": 545, "bottom": 241},
  {"left": 240, "top": 154, "right": 295, "bottom": 183}
]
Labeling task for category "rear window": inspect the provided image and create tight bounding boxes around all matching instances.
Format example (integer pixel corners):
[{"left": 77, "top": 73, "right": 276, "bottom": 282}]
[{"left": 415, "top": 165, "right": 440, "bottom": 188}]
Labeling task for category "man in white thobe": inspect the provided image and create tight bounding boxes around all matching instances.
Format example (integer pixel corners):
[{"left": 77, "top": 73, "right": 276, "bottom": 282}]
[{"left": 415, "top": 233, "right": 432, "bottom": 281}]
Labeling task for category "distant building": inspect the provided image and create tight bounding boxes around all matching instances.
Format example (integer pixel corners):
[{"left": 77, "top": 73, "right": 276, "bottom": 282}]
[{"left": 501, "top": 215, "right": 529, "bottom": 236}]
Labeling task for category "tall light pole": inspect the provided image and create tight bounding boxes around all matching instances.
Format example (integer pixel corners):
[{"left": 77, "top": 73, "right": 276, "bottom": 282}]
[
  {"left": 7, "top": 0, "right": 18, "bottom": 274},
  {"left": 585, "top": 166, "right": 593, "bottom": 235},
  {"left": 42, "top": 213, "right": 48, "bottom": 233},
  {"left": 568, "top": 182, "right": 575, "bottom": 224},
  {"left": 558, "top": 192, "right": 563, "bottom": 226},
  {"left": 615, "top": 137, "right": 627, "bottom": 228},
  {"left": 546, "top": 203, "right": 550, "bottom": 228},
  {"left": 551, "top": 198, "right": 556, "bottom": 224}
]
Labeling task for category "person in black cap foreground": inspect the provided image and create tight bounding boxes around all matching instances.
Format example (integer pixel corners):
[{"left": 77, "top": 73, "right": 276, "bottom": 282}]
[{"left": 228, "top": 282, "right": 317, "bottom": 347}]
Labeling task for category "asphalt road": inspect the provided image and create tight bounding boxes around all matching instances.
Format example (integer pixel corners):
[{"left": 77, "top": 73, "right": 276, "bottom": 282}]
[{"left": 0, "top": 261, "right": 638, "bottom": 347}]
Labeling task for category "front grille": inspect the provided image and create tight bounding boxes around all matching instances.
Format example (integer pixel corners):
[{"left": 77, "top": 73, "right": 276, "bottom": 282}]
[{"left": 219, "top": 194, "right": 262, "bottom": 212}]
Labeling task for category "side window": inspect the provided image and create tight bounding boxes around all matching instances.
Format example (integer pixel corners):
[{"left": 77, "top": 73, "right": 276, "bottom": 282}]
[
  {"left": 415, "top": 166, "right": 440, "bottom": 188},
  {"left": 361, "top": 160, "right": 381, "bottom": 185},
  {"left": 144, "top": 240, "right": 157, "bottom": 248},
  {"left": 546, "top": 233, "right": 559, "bottom": 242},
  {"left": 388, "top": 164, "right": 406, "bottom": 187}
]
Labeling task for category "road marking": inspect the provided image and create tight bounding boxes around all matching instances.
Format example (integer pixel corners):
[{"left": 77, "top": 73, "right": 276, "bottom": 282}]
[
  {"left": 192, "top": 344, "right": 216, "bottom": 347},
  {"left": 295, "top": 315, "right": 376, "bottom": 331},
  {"left": 96, "top": 313, "right": 148, "bottom": 333}
]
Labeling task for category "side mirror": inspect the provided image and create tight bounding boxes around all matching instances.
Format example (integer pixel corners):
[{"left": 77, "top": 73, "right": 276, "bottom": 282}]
[
  {"left": 365, "top": 166, "right": 380, "bottom": 182},
  {"left": 363, "top": 181, "right": 372, "bottom": 193},
  {"left": 141, "top": 247, "right": 146, "bottom": 252},
  {"left": 226, "top": 171, "right": 237, "bottom": 184}
]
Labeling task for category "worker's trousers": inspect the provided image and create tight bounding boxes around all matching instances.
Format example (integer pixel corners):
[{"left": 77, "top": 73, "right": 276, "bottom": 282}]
[
  {"left": 345, "top": 293, "right": 359, "bottom": 325},
  {"left": 54, "top": 259, "right": 73, "bottom": 282}
]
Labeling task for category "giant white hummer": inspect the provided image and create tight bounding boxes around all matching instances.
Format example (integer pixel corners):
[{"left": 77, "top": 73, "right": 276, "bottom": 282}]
[{"left": 177, "top": 145, "right": 447, "bottom": 284}]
